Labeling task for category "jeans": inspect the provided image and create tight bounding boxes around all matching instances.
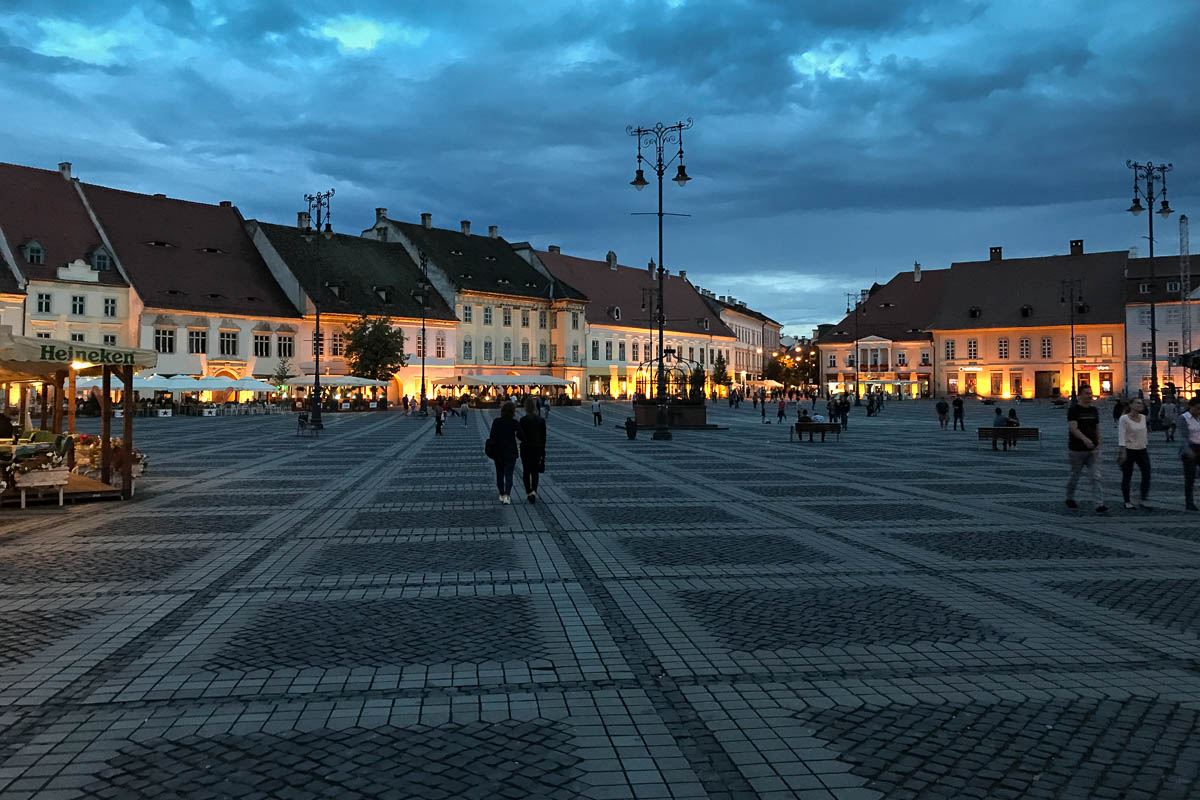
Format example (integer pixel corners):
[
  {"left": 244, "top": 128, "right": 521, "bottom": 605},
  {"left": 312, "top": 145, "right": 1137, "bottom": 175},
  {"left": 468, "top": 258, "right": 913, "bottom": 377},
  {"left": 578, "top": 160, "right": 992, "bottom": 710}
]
[
  {"left": 494, "top": 454, "right": 516, "bottom": 496},
  {"left": 521, "top": 452, "right": 541, "bottom": 494},
  {"left": 1067, "top": 449, "right": 1103, "bottom": 506},
  {"left": 953, "top": 413, "right": 964, "bottom": 430},
  {"left": 1119, "top": 448, "right": 1151, "bottom": 503},
  {"left": 593, "top": 412, "right": 602, "bottom": 426}
]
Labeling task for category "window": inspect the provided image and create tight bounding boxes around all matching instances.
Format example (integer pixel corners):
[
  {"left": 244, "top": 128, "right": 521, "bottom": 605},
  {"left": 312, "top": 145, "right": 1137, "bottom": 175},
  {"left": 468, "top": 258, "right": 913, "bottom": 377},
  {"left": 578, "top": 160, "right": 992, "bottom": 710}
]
[
  {"left": 463, "top": 337, "right": 473, "bottom": 360},
  {"left": 591, "top": 340, "right": 600, "bottom": 361},
  {"left": 539, "top": 342, "right": 547, "bottom": 362},
  {"left": 966, "top": 339, "right": 978, "bottom": 359},
  {"left": 25, "top": 242, "right": 44, "bottom": 264},
  {"left": 103, "top": 298, "right": 117, "bottom": 318},
  {"left": 1168, "top": 340, "right": 1180, "bottom": 358},
  {"left": 1019, "top": 337, "right": 1031, "bottom": 359},
  {"left": 846, "top": 354, "right": 855, "bottom": 367},
  {"left": 521, "top": 340, "right": 529, "bottom": 361},
  {"left": 71, "top": 295, "right": 85, "bottom": 316},
  {"left": 415, "top": 333, "right": 424, "bottom": 358},
  {"left": 521, "top": 310, "right": 530, "bottom": 328},
  {"left": 483, "top": 338, "right": 493, "bottom": 361},
  {"left": 896, "top": 351, "right": 907, "bottom": 366},
  {"left": 277, "top": 335, "right": 294, "bottom": 358},
  {"left": 921, "top": 351, "right": 930, "bottom": 365},
  {"left": 436, "top": 332, "right": 446, "bottom": 358},
  {"left": 313, "top": 332, "right": 323, "bottom": 356},
  {"left": 605, "top": 341, "right": 613, "bottom": 360},
  {"left": 1074, "top": 335, "right": 1086, "bottom": 357},
  {"left": 1100, "top": 335, "right": 1113, "bottom": 356},
  {"left": 613, "top": 307, "right": 621, "bottom": 321},
  {"left": 571, "top": 312, "right": 580, "bottom": 330},
  {"left": 571, "top": 343, "right": 579, "bottom": 363},
  {"left": 1140, "top": 341, "right": 1153, "bottom": 358},
  {"left": 502, "top": 339, "right": 512, "bottom": 361},
  {"left": 1138, "top": 308, "right": 1151, "bottom": 326},
  {"left": 632, "top": 341, "right": 639, "bottom": 361},
  {"left": 944, "top": 340, "right": 956, "bottom": 359},
  {"left": 1166, "top": 307, "right": 1181, "bottom": 324},
  {"left": 997, "top": 338, "right": 1009, "bottom": 359},
  {"left": 1139, "top": 283, "right": 1151, "bottom": 294},
  {"left": 1041, "top": 337, "right": 1052, "bottom": 358},
  {"left": 463, "top": 305, "right": 473, "bottom": 323},
  {"left": 70, "top": 332, "right": 85, "bottom": 342},
  {"left": 538, "top": 310, "right": 547, "bottom": 329},
  {"left": 483, "top": 306, "right": 493, "bottom": 325},
  {"left": 188, "top": 329, "right": 207, "bottom": 354},
  {"left": 551, "top": 311, "right": 558, "bottom": 329},
  {"left": 253, "top": 333, "right": 271, "bottom": 357},
  {"left": 103, "top": 334, "right": 117, "bottom": 346},
  {"left": 36, "top": 293, "right": 51, "bottom": 313},
  {"left": 618, "top": 341, "right": 626, "bottom": 361},
  {"left": 828, "top": 354, "right": 836, "bottom": 368},
  {"left": 502, "top": 307, "right": 512, "bottom": 327},
  {"left": 219, "top": 331, "right": 238, "bottom": 356},
  {"left": 551, "top": 343, "right": 558, "bottom": 363},
  {"left": 154, "top": 328, "right": 175, "bottom": 353},
  {"left": 1167, "top": 281, "right": 1181, "bottom": 293},
  {"left": 35, "top": 331, "right": 51, "bottom": 339},
  {"left": 93, "top": 250, "right": 110, "bottom": 270}
]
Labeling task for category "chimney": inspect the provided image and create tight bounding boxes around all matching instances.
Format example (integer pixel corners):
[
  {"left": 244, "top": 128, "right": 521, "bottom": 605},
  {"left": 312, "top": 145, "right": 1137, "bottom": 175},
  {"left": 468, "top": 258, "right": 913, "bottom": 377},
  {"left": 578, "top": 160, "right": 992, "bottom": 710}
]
[
  {"left": 548, "top": 245, "right": 560, "bottom": 254},
  {"left": 297, "top": 211, "right": 311, "bottom": 230},
  {"left": 860, "top": 289, "right": 869, "bottom": 303},
  {"left": 58, "top": 161, "right": 71, "bottom": 180},
  {"left": 1129, "top": 246, "right": 1139, "bottom": 258},
  {"left": 719, "top": 295, "right": 726, "bottom": 302},
  {"left": 219, "top": 200, "right": 232, "bottom": 208},
  {"left": 606, "top": 250, "right": 617, "bottom": 269},
  {"left": 989, "top": 246, "right": 1002, "bottom": 261},
  {"left": 421, "top": 212, "right": 432, "bottom": 229},
  {"left": 1070, "top": 239, "right": 1083, "bottom": 256},
  {"left": 913, "top": 260, "right": 921, "bottom": 282},
  {"left": 460, "top": 220, "right": 471, "bottom": 235},
  {"left": 375, "top": 207, "right": 387, "bottom": 222},
  {"left": 679, "top": 270, "right": 687, "bottom": 281},
  {"left": 648, "top": 260, "right": 655, "bottom": 277},
  {"left": 488, "top": 225, "right": 498, "bottom": 239}
]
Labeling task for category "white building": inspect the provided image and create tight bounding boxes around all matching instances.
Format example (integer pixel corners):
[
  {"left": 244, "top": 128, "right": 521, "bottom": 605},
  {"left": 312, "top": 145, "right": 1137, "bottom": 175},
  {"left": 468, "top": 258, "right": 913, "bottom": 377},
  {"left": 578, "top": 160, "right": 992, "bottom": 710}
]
[{"left": 1125, "top": 254, "right": 1200, "bottom": 397}]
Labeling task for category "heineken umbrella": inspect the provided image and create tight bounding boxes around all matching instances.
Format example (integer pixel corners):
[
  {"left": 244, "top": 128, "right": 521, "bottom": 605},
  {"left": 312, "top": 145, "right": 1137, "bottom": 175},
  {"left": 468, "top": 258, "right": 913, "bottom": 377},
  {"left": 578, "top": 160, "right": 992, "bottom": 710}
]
[{"left": 0, "top": 325, "right": 157, "bottom": 382}]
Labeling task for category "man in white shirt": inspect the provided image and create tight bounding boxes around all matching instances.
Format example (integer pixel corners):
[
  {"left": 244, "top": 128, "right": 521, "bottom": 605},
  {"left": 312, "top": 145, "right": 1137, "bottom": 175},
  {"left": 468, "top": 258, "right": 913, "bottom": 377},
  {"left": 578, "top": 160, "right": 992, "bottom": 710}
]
[
  {"left": 591, "top": 397, "right": 602, "bottom": 427},
  {"left": 1177, "top": 395, "right": 1200, "bottom": 511}
]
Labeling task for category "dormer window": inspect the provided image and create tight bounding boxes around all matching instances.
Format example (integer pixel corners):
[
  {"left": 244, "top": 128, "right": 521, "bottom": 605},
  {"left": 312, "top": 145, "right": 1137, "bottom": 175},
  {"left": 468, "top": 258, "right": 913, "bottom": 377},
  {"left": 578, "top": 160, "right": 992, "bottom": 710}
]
[
  {"left": 612, "top": 306, "right": 622, "bottom": 321},
  {"left": 458, "top": 273, "right": 474, "bottom": 280},
  {"left": 144, "top": 240, "right": 174, "bottom": 248},
  {"left": 524, "top": 281, "right": 538, "bottom": 288},
  {"left": 246, "top": 296, "right": 262, "bottom": 303},
  {"left": 199, "top": 247, "right": 226, "bottom": 255},
  {"left": 878, "top": 302, "right": 896, "bottom": 309},
  {"left": 485, "top": 255, "right": 497, "bottom": 262},
  {"left": 702, "top": 319, "right": 710, "bottom": 331},
  {"left": 1139, "top": 283, "right": 1151, "bottom": 294},
  {"left": 91, "top": 249, "right": 111, "bottom": 270},
  {"left": 205, "top": 293, "right": 225, "bottom": 299},
  {"left": 24, "top": 241, "right": 45, "bottom": 265},
  {"left": 374, "top": 285, "right": 390, "bottom": 302},
  {"left": 1020, "top": 304, "right": 1033, "bottom": 318},
  {"left": 497, "top": 278, "right": 511, "bottom": 285},
  {"left": 450, "top": 249, "right": 464, "bottom": 256},
  {"left": 325, "top": 282, "right": 344, "bottom": 300},
  {"left": 165, "top": 289, "right": 186, "bottom": 296},
  {"left": 968, "top": 306, "right": 982, "bottom": 319}
]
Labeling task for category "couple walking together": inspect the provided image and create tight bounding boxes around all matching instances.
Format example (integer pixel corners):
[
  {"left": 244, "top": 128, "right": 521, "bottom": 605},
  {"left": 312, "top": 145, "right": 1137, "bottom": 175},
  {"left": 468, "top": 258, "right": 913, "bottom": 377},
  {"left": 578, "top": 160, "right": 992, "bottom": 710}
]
[{"left": 486, "top": 399, "right": 547, "bottom": 505}]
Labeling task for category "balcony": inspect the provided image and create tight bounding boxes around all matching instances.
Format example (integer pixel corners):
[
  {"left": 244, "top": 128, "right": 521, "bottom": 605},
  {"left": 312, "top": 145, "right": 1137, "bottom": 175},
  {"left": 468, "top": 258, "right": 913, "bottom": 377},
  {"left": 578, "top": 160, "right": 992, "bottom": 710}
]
[{"left": 861, "top": 364, "right": 890, "bottom": 373}]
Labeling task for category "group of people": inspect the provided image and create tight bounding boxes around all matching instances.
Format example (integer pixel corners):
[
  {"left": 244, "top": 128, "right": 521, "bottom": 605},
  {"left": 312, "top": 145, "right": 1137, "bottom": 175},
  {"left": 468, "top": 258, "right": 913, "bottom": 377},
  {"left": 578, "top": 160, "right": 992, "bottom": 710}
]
[{"left": 486, "top": 398, "right": 548, "bottom": 505}]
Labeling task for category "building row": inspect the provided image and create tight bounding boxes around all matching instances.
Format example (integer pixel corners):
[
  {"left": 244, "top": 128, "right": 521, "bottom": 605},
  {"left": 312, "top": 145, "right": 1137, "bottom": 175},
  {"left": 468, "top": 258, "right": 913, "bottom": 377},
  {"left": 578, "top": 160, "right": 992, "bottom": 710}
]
[
  {"left": 0, "top": 161, "right": 782, "bottom": 400},
  {"left": 817, "top": 240, "right": 1199, "bottom": 399}
]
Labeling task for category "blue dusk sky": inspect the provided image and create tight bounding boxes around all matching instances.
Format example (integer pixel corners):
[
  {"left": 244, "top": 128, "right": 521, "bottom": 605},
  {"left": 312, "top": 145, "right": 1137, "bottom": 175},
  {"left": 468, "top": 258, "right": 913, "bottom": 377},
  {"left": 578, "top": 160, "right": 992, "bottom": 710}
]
[{"left": 2, "top": 0, "right": 1198, "bottom": 334}]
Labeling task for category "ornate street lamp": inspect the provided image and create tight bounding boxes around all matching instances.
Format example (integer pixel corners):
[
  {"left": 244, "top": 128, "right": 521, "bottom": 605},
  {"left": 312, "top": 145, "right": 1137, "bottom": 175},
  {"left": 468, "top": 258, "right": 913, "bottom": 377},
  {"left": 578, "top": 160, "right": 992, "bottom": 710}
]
[
  {"left": 412, "top": 250, "right": 431, "bottom": 415},
  {"left": 302, "top": 188, "right": 334, "bottom": 427},
  {"left": 628, "top": 118, "right": 693, "bottom": 440},
  {"left": 846, "top": 291, "right": 865, "bottom": 405},
  {"left": 1126, "top": 160, "right": 1173, "bottom": 403}
]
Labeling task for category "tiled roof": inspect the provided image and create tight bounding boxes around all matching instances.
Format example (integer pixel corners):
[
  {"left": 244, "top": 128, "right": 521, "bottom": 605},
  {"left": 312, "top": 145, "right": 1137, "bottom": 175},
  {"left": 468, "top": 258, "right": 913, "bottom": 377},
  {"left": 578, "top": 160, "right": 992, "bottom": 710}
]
[
  {"left": 0, "top": 162, "right": 124, "bottom": 289},
  {"left": 1125, "top": 256, "right": 1200, "bottom": 304},
  {"left": 536, "top": 249, "right": 733, "bottom": 338},
  {"left": 387, "top": 220, "right": 586, "bottom": 301},
  {"left": 257, "top": 222, "right": 456, "bottom": 321},
  {"left": 81, "top": 184, "right": 300, "bottom": 318},
  {"left": 700, "top": 294, "right": 780, "bottom": 326},
  {"left": 930, "top": 250, "right": 1128, "bottom": 330},
  {"left": 818, "top": 269, "right": 951, "bottom": 344}
]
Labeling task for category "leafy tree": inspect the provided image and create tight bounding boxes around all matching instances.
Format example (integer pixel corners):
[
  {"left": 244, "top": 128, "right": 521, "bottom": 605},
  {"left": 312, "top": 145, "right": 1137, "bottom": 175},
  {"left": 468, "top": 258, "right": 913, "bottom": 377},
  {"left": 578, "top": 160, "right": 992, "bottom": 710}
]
[
  {"left": 711, "top": 351, "right": 730, "bottom": 385},
  {"left": 344, "top": 315, "right": 408, "bottom": 381},
  {"left": 688, "top": 365, "right": 707, "bottom": 400},
  {"left": 270, "top": 356, "right": 295, "bottom": 388}
]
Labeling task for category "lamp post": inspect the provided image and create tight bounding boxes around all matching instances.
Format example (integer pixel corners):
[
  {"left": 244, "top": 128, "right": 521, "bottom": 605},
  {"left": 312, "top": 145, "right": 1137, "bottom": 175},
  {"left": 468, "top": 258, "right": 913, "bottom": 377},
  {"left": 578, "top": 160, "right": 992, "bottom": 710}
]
[
  {"left": 628, "top": 118, "right": 693, "bottom": 441},
  {"left": 413, "top": 250, "right": 430, "bottom": 415},
  {"left": 1060, "top": 279, "right": 1086, "bottom": 401},
  {"left": 846, "top": 291, "right": 863, "bottom": 405},
  {"left": 1126, "top": 160, "right": 1173, "bottom": 402},
  {"left": 302, "top": 188, "right": 334, "bottom": 426}
]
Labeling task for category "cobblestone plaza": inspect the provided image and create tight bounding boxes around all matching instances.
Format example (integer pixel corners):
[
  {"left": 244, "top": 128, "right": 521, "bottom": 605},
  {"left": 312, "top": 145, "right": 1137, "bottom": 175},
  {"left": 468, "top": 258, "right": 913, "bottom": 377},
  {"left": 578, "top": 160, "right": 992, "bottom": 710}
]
[{"left": 2, "top": 399, "right": 1200, "bottom": 799}]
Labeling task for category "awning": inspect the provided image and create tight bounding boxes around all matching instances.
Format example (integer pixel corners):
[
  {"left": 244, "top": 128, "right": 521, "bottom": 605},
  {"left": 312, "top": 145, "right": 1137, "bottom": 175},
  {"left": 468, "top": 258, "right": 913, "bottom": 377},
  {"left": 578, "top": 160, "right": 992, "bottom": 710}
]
[
  {"left": 435, "top": 374, "right": 573, "bottom": 388},
  {"left": 0, "top": 325, "right": 157, "bottom": 382},
  {"left": 285, "top": 375, "right": 388, "bottom": 388}
]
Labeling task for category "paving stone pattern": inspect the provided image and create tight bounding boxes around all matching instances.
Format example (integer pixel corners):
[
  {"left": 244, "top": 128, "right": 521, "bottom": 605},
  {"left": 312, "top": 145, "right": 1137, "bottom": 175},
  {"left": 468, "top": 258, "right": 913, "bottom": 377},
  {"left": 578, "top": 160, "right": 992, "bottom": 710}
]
[{"left": 4, "top": 400, "right": 1200, "bottom": 799}]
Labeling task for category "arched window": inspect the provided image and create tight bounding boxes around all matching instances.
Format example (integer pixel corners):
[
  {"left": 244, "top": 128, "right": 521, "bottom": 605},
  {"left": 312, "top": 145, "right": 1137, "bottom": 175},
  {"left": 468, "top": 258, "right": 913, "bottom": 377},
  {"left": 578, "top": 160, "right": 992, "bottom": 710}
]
[
  {"left": 92, "top": 249, "right": 111, "bottom": 270},
  {"left": 463, "top": 336, "right": 473, "bottom": 360},
  {"left": 25, "top": 241, "right": 44, "bottom": 265},
  {"left": 435, "top": 331, "right": 446, "bottom": 358},
  {"left": 613, "top": 306, "right": 621, "bottom": 321}
]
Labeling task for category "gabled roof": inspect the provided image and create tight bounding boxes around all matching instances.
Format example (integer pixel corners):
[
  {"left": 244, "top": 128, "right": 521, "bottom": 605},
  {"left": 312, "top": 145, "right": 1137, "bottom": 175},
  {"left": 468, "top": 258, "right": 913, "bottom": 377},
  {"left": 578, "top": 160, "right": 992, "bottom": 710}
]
[
  {"left": 700, "top": 294, "right": 780, "bottom": 327},
  {"left": 535, "top": 249, "right": 732, "bottom": 338},
  {"left": 930, "top": 250, "right": 1127, "bottom": 330},
  {"left": 384, "top": 220, "right": 585, "bottom": 301},
  {"left": 1125, "top": 256, "right": 1200, "bottom": 304},
  {"left": 257, "top": 222, "right": 456, "bottom": 321},
  {"left": 81, "top": 184, "right": 299, "bottom": 318},
  {"left": 818, "top": 269, "right": 951, "bottom": 344},
  {"left": 0, "top": 162, "right": 124, "bottom": 289}
]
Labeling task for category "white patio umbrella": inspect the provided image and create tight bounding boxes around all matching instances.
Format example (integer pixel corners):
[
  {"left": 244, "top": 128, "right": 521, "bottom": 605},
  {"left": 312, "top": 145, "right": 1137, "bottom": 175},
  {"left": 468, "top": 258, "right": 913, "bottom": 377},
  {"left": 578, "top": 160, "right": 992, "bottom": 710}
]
[
  {"left": 229, "top": 377, "right": 276, "bottom": 392},
  {"left": 163, "top": 376, "right": 202, "bottom": 392},
  {"left": 191, "top": 376, "right": 240, "bottom": 390},
  {"left": 132, "top": 374, "right": 174, "bottom": 391}
]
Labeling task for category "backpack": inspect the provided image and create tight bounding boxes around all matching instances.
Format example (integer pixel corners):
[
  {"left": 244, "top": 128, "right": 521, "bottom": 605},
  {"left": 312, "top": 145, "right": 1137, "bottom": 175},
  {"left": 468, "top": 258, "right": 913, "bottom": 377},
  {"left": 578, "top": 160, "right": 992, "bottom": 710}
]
[{"left": 484, "top": 438, "right": 495, "bottom": 460}]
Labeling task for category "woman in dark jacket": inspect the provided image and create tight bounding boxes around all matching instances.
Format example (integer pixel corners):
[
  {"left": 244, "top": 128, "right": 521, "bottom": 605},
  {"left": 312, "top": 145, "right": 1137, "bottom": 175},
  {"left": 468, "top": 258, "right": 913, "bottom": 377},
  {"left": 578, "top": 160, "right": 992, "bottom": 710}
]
[
  {"left": 519, "top": 397, "right": 547, "bottom": 504},
  {"left": 489, "top": 401, "right": 522, "bottom": 504}
]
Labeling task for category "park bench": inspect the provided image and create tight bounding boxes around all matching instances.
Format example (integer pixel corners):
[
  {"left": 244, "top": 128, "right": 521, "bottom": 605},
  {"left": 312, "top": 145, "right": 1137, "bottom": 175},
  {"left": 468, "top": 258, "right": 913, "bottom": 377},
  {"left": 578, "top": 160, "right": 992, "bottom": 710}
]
[
  {"left": 976, "top": 427, "right": 1040, "bottom": 449},
  {"left": 790, "top": 422, "right": 842, "bottom": 442},
  {"left": 296, "top": 412, "right": 323, "bottom": 436}
]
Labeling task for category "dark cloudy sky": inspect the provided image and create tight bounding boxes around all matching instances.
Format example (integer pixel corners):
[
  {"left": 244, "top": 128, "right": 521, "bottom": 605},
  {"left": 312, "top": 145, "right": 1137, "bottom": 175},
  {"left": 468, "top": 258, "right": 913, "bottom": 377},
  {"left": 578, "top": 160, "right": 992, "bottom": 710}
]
[{"left": 3, "top": 0, "right": 1198, "bottom": 335}]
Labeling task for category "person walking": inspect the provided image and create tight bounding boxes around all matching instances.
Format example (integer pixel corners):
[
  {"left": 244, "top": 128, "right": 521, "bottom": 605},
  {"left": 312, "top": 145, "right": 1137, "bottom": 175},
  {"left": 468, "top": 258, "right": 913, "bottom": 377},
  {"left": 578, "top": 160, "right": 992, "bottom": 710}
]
[
  {"left": 1006, "top": 408, "right": 1021, "bottom": 450},
  {"left": 434, "top": 403, "right": 445, "bottom": 435},
  {"left": 487, "top": 401, "right": 522, "bottom": 504},
  {"left": 1066, "top": 384, "right": 1108, "bottom": 514},
  {"left": 1176, "top": 395, "right": 1200, "bottom": 511},
  {"left": 460, "top": 397, "right": 469, "bottom": 426},
  {"left": 952, "top": 395, "right": 965, "bottom": 430},
  {"left": 591, "top": 397, "right": 602, "bottom": 427},
  {"left": 519, "top": 397, "right": 547, "bottom": 504},
  {"left": 402, "top": 395, "right": 409, "bottom": 415},
  {"left": 777, "top": 398, "right": 786, "bottom": 424},
  {"left": 1160, "top": 397, "right": 1179, "bottom": 442},
  {"left": 936, "top": 398, "right": 950, "bottom": 429},
  {"left": 1117, "top": 397, "right": 1152, "bottom": 510}
]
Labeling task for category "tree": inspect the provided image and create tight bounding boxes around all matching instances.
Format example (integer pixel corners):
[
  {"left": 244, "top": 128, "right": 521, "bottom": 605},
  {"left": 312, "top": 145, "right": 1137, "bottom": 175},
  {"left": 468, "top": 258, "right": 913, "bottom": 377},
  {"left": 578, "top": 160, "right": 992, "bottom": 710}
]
[
  {"left": 711, "top": 351, "right": 730, "bottom": 386},
  {"left": 344, "top": 315, "right": 408, "bottom": 380},
  {"left": 688, "top": 365, "right": 707, "bottom": 400},
  {"left": 270, "top": 356, "right": 295, "bottom": 388}
]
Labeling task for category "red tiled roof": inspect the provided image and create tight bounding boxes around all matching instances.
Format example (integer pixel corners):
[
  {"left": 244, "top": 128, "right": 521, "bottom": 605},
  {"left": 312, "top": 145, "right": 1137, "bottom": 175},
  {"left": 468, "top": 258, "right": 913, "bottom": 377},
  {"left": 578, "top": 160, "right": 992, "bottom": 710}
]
[
  {"left": 0, "top": 162, "right": 123, "bottom": 289},
  {"left": 817, "top": 268, "right": 951, "bottom": 344},
  {"left": 82, "top": 184, "right": 300, "bottom": 318},
  {"left": 536, "top": 250, "right": 733, "bottom": 338}
]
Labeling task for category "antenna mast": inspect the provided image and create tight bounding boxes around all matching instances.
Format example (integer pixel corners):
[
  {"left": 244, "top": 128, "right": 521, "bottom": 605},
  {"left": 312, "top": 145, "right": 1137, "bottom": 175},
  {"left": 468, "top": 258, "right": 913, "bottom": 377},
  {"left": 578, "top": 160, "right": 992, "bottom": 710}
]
[{"left": 1182, "top": 215, "right": 1192, "bottom": 395}]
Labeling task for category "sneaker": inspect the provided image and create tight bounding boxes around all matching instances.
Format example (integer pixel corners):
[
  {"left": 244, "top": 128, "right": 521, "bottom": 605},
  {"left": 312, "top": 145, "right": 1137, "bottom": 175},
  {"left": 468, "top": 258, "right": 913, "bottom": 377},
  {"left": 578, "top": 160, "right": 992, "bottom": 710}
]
[
  {"left": 526, "top": 492, "right": 534, "bottom": 504},
  {"left": 1139, "top": 501, "right": 1153, "bottom": 511},
  {"left": 1096, "top": 505, "right": 1110, "bottom": 516},
  {"left": 501, "top": 494, "right": 511, "bottom": 505},
  {"left": 1123, "top": 502, "right": 1136, "bottom": 511},
  {"left": 529, "top": 491, "right": 537, "bottom": 504},
  {"left": 1187, "top": 503, "right": 1199, "bottom": 512},
  {"left": 1065, "top": 499, "right": 1078, "bottom": 510}
]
